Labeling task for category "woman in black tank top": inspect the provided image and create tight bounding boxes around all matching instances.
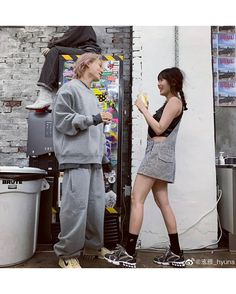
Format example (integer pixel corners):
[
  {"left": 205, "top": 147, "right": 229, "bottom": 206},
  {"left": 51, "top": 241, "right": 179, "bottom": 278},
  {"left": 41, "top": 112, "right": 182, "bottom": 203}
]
[
  {"left": 148, "top": 101, "right": 183, "bottom": 138},
  {"left": 104, "top": 67, "right": 188, "bottom": 268}
]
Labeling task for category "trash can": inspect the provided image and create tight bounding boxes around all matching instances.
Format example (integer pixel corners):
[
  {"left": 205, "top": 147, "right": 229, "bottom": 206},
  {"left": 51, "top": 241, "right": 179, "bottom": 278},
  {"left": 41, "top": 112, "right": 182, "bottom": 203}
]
[{"left": 0, "top": 166, "right": 49, "bottom": 267}]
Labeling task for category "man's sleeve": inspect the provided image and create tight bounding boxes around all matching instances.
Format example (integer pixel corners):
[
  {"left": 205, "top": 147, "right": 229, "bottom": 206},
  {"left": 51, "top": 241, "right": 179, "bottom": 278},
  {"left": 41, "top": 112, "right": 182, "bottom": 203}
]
[{"left": 53, "top": 89, "right": 94, "bottom": 136}]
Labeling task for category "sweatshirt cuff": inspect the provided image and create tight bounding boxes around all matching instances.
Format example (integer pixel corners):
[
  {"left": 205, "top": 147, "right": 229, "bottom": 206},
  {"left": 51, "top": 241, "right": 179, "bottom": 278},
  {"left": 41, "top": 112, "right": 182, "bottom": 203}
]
[
  {"left": 92, "top": 113, "right": 103, "bottom": 125},
  {"left": 86, "top": 115, "right": 95, "bottom": 126}
]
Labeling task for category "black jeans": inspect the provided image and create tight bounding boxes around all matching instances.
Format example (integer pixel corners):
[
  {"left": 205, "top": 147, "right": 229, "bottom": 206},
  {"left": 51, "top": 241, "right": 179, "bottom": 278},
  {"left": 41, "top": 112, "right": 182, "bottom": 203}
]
[{"left": 37, "top": 46, "right": 87, "bottom": 91}]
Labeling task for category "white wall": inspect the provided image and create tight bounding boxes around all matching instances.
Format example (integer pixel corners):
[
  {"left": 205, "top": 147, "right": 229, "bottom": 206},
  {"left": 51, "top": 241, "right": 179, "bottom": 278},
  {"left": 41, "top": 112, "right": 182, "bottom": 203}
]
[{"left": 132, "top": 26, "right": 218, "bottom": 250}]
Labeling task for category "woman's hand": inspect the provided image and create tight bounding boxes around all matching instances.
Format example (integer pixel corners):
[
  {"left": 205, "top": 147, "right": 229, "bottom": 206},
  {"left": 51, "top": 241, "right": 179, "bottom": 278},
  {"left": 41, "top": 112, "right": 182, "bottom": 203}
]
[
  {"left": 100, "top": 112, "right": 113, "bottom": 123},
  {"left": 135, "top": 97, "right": 147, "bottom": 113}
]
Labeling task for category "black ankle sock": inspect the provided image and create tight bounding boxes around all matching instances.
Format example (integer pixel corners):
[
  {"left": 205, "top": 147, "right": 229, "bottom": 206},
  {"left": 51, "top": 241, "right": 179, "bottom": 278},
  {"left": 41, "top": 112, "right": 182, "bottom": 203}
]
[
  {"left": 168, "top": 233, "right": 181, "bottom": 255},
  {"left": 125, "top": 233, "right": 138, "bottom": 256}
]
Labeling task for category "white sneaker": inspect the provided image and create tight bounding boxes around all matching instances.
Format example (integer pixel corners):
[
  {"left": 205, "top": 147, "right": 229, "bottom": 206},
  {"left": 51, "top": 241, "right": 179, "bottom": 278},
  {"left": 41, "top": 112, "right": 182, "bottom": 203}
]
[
  {"left": 58, "top": 257, "right": 81, "bottom": 268},
  {"left": 26, "top": 86, "right": 53, "bottom": 110},
  {"left": 99, "top": 247, "right": 113, "bottom": 259},
  {"left": 26, "top": 97, "right": 51, "bottom": 110},
  {"left": 83, "top": 247, "right": 113, "bottom": 259}
]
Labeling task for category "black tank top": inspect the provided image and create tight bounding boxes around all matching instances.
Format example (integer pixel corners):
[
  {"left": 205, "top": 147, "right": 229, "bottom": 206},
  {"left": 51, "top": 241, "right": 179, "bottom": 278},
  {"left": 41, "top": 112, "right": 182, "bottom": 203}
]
[{"left": 148, "top": 102, "right": 183, "bottom": 138}]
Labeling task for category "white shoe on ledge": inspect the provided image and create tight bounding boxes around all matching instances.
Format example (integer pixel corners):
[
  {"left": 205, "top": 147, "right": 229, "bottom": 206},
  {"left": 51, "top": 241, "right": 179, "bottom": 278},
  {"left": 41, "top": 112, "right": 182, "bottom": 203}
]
[
  {"left": 26, "top": 85, "right": 53, "bottom": 110},
  {"left": 26, "top": 97, "right": 51, "bottom": 110}
]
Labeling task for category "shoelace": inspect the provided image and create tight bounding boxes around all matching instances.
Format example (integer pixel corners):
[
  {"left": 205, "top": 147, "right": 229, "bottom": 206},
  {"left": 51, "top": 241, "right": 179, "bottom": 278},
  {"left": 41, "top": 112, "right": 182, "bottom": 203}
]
[
  {"left": 164, "top": 248, "right": 180, "bottom": 259},
  {"left": 113, "top": 245, "right": 126, "bottom": 258},
  {"left": 161, "top": 248, "right": 171, "bottom": 259}
]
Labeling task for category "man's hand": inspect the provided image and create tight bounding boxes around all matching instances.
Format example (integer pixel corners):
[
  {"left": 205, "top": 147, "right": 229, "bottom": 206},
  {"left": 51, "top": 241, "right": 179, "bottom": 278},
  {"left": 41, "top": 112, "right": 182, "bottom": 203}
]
[
  {"left": 100, "top": 112, "right": 113, "bottom": 123},
  {"left": 42, "top": 48, "right": 50, "bottom": 56}
]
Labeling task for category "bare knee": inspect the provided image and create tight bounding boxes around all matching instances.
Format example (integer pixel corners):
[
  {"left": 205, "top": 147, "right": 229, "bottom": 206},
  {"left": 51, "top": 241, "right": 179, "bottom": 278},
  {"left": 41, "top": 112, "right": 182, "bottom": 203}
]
[{"left": 131, "top": 192, "right": 145, "bottom": 208}]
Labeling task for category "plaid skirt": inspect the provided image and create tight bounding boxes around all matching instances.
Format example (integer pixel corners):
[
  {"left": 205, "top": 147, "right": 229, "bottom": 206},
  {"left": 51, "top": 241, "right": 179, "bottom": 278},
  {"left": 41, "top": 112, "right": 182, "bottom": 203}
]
[{"left": 137, "top": 138, "right": 176, "bottom": 183}]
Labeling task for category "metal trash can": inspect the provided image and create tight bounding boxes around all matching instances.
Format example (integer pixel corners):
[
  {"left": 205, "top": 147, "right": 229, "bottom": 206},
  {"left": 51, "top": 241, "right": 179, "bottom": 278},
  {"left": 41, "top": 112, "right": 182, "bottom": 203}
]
[{"left": 0, "top": 166, "right": 49, "bottom": 267}]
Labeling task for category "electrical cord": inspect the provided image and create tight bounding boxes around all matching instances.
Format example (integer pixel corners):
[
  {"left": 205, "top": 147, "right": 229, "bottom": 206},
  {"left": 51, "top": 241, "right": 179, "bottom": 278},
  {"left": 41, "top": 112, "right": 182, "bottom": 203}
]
[
  {"left": 182, "top": 211, "right": 223, "bottom": 251},
  {"left": 141, "top": 188, "right": 223, "bottom": 251},
  {"left": 179, "top": 188, "right": 222, "bottom": 234},
  {"left": 182, "top": 188, "right": 223, "bottom": 250}
]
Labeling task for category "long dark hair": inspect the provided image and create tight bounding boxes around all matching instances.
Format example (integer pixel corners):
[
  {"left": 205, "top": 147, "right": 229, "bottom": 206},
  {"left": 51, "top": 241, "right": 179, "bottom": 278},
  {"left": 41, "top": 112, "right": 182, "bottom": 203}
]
[{"left": 158, "top": 67, "right": 188, "bottom": 110}]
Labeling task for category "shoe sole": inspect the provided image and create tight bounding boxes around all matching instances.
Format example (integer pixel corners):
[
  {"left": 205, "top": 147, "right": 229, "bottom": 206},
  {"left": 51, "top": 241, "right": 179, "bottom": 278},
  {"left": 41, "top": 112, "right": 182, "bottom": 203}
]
[
  {"left": 171, "top": 261, "right": 186, "bottom": 268},
  {"left": 153, "top": 259, "right": 186, "bottom": 267},
  {"left": 26, "top": 104, "right": 51, "bottom": 110},
  {"left": 104, "top": 256, "right": 136, "bottom": 268},
  {"left": 153, "top": 260, "right": 170, "bottom": 266}
]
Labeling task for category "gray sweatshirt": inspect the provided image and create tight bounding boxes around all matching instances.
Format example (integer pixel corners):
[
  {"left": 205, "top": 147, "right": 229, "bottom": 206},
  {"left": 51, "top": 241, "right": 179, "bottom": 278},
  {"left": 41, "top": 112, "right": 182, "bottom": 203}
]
[{"left": 53, "top": 79, "right": 106, "bottom": 167}]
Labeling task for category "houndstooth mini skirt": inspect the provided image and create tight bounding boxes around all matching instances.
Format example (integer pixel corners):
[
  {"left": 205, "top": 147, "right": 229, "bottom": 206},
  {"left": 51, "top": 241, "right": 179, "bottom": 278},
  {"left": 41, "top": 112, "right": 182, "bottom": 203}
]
[{"left": 137, "top": 138, "right": 176, "bottom": 183}]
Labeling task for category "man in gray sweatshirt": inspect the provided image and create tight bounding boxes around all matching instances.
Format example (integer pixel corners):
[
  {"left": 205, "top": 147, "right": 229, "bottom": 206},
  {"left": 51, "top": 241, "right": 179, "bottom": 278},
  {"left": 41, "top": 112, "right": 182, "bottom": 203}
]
[{"left": 53, "top": 53, "right": 112, "bottom": 268}]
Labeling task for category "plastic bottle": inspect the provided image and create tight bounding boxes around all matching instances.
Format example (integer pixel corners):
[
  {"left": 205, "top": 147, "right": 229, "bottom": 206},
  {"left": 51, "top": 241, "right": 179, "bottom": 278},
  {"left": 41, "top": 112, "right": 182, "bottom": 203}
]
[
  {"left": 219, "top": 152, "right": 225, "bottom": 165},
  {"left": 104, "top": 123, "right": 111, "bottom": 134}
]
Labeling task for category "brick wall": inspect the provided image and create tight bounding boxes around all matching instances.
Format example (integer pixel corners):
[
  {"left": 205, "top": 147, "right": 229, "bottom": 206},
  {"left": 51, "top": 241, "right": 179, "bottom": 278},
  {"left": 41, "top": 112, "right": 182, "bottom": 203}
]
[{"left": 0, "top": 26, "right": 132, "bottom": 167}]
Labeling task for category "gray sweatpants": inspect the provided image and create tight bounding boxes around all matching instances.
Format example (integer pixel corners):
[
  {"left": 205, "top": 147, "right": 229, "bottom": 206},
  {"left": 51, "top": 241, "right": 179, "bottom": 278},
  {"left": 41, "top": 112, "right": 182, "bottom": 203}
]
[{"left": 54, "top": 167, "right": 105, "bottom": 258}]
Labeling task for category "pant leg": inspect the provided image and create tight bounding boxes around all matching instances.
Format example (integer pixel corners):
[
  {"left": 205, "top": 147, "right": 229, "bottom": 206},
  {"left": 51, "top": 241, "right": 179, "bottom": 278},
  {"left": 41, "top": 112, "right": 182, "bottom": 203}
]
[
  {"left": 37, "top": 46, "right": 86, "bottom": 91},
  {"left": 54, "top": 168, "right": 91, "bottom": 258},
  {"left": 84, "top": 168, "right": 105, "bottom": 249}
]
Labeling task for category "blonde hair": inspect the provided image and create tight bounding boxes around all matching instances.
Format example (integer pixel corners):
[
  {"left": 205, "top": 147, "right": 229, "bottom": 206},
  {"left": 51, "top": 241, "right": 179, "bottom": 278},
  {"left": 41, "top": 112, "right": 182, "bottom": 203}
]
[{"left": 73, "top": 52, "right": 102, "bottom": 79}]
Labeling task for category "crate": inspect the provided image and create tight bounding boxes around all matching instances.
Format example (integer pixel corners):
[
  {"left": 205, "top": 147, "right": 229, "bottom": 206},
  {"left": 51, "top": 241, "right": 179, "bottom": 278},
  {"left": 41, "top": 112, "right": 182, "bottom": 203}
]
[{"left": 104, "top": 208, "right": 120, "bottom": 249}]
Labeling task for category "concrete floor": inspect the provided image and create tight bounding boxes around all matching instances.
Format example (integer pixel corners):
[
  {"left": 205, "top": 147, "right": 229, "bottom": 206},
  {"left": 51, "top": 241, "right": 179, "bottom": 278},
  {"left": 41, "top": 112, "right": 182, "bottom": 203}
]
[{"left": 9, "top": 244, "right": 236, "bottom": 269}]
